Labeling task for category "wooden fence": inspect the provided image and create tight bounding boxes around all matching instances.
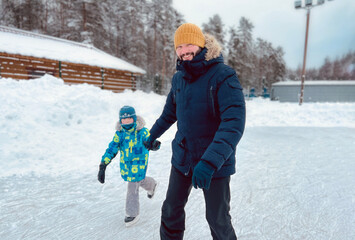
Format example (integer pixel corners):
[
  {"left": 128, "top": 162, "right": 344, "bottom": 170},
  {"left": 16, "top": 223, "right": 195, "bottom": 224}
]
[{"left": 0, "top": 52, "right": 141, "bottom": 92}]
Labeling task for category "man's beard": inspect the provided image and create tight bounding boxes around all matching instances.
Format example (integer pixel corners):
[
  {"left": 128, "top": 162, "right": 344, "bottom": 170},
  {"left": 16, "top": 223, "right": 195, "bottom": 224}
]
[{"left": 179, "top": 52, "right": 195, "bottom": 60}]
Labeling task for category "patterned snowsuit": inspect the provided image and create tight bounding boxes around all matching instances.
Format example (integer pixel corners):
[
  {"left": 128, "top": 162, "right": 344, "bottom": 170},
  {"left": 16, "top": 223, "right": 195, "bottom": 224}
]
[{"left": 101, "top": 115, "right": 156, "bottom": 217}]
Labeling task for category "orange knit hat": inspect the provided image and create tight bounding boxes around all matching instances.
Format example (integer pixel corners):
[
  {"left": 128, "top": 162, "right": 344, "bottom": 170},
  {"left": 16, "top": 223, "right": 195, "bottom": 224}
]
[{"left": 174, "top": 23, "right": 205, "bottom": 50}]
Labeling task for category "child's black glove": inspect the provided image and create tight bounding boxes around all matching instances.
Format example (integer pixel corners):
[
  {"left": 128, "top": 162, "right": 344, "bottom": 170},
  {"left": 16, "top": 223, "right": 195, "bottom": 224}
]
[
  {"left": 143, "top": 137, "right": 161, "bottom": 151},
  {"left": 98, "top": 163, "right": 107, "bottom": 184}
]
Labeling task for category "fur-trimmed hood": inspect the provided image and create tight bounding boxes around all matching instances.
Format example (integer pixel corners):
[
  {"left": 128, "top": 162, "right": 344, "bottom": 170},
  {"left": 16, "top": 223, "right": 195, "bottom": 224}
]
[
  {"left": 115, "top": 115, "right": 145, "bottom": 131},
  {"left": 204, "top": 33, "right": 223, "bottom": 61}
]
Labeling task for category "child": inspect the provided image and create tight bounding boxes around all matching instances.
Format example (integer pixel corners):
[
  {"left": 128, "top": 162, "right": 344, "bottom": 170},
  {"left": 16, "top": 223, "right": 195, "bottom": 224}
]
[{"left": 97, "top": 105, "right": 161, "bottom": 227}]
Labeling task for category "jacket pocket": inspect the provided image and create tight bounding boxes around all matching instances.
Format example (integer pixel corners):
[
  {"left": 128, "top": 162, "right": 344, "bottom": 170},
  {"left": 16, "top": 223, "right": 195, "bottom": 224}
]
[{"left": 171, "top": 131, "right": 186, "bottom": 166}]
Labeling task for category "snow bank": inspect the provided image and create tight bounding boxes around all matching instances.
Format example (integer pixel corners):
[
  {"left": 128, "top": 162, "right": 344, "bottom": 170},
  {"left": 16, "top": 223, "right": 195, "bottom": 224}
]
[
  {"left": 0, "top": 75, "right": 166, "bottom": 176},
  {"left": 246, "top": 97, "right": 355, "bottom": 128}
]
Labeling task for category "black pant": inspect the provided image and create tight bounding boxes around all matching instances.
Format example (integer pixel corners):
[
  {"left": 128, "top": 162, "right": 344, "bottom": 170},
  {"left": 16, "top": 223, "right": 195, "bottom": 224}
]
[{"left": 160, "top": 166, "right": 237, "bottom": 240}]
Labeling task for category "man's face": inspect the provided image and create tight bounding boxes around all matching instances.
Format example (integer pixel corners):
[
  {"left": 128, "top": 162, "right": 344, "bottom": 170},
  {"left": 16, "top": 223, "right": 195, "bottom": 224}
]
[
  {"left": 176, "top": 44, "right": 201, "bottom": 61},
  {"left": 121, "top": 118, "right": 134, "bottom": 124}
]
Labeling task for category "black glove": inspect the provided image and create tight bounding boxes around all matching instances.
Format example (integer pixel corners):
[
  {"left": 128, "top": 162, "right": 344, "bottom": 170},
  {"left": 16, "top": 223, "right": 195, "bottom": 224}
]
[
  {"left": 150, "top": 140, "right": 161, "bottom": 151},
  {"left": 98, "top": 163, "right": 107, "bottom": 184},
  {"left": 143, "top": 137, "right": 161, "bottom": 151}
]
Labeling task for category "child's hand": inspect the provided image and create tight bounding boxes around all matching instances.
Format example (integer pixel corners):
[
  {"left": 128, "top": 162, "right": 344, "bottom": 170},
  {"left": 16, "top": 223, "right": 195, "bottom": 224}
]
[{"left": 98, "top": 163, "right": 107, "bottom": 183}]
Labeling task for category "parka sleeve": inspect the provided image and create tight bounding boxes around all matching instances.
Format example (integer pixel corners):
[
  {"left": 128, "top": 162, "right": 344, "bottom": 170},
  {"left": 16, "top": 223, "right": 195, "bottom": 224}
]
[
  {"left": 149, "top": 83, "right": 177, "bottom": 140},
  {"left": 101, "top": 132, "right": 120, "bottom": 165},
  {"left": 201, "top": 73, "right": 246, "bottom": 170}
]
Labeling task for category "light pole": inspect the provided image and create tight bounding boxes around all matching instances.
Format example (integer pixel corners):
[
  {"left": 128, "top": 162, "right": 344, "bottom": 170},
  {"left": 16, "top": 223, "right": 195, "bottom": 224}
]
[{"left": 294, "top": 0, "right": 333, "bottom": 105}]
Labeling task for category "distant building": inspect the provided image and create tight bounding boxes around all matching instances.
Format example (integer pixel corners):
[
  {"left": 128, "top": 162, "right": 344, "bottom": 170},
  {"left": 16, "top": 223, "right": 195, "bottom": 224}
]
[
  {"left": 271, "top": 80, "right": 355, "bottom": 102},
  {"left": 0, "top": 25, "right": 145, "bottom": 92}
]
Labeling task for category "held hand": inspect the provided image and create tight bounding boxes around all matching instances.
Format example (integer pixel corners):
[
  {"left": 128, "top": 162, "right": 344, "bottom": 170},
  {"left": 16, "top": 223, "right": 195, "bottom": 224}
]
[
  {"left": 143, "top": 137, "right": 161, "bottom": 151},
  {"left": 143, "top": 137, "right": 154, "bottom": 150},
  {"left": 192, "top": 160, "right": 215, "bottom": 190},
  {"left": 151, "top": 140, "right": 161, "bottom": 151},
  {"left": 98, "top": 163, "right": 107, "bottom": 184}
]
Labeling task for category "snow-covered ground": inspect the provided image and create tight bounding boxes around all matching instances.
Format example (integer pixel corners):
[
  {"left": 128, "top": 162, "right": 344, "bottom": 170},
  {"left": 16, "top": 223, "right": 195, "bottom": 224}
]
[{"left": 0, "top": 75, "right": 354, "bottom": 240}]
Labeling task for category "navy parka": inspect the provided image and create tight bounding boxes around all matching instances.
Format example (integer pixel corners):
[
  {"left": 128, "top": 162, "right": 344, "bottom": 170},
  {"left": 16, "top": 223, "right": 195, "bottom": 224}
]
[{"left": 150, "top": 35, "right": 246, "bottom": 178}]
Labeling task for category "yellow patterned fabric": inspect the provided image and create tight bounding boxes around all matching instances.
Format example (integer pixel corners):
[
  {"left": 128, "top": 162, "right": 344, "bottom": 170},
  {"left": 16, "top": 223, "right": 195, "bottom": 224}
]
[{"left": 101, "top": 126, "right": 150, "bottom": 182}]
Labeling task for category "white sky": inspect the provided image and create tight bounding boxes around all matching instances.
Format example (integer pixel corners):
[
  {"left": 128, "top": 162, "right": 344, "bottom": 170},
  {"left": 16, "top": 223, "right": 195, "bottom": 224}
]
[{"left": 173, "top": 0, "right": 355, "bottom": 69}]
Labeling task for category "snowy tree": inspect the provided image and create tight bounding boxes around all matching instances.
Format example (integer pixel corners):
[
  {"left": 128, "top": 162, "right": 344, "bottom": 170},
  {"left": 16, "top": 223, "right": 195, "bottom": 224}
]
[
  {"left": 254, "top": 38, "right": 285, "bottom": 90},
  {"left": 254, "top": 38, "right": 272, "bottom": 91},
  {"left": 331, "top": 59, "right": 342, "bottom": 80},
  {"left": 226, "top": 26, "right": 239, "bottom": 70},
  {"left": 40, "top": 0, "right": 62, "bottom": 36},
  {"left": 287, "top": 51, "right": 355, "bottom": 81},
  {"left": 318, "top": 57, "right": 333, "bottom": 80},
  {"left": 145, "top": 0, "right": 183, "bottom": 94},
  {"left": 227, "top": 17, "right": 256, "bottom": 88},
  {"left": 349, "top": 52, "right": 355, "bottom": 80},
  {"left": 0, "top": 0, "right": 44, "bottom": 31},
  {"left": 270, "top": 47, "right": 286, "bottom": 84},
  {"left": 159, "top": 4, "right": 183, "bottom": 92},
  {"left": 124, "top": 0, "right": 149, "bottom": 68},
  {"left": 46, "top": 0, "right": 81, "bottom": 39},
  {"left": 226, "top": 17, "right": 286, "bottom": 91},
  {"left": 0, "top": 0, "right": 16, "bottom": 27},
  {"left": 202, "top": 14, "right": 225, "bottom": 51},
  {"left": 305, "top": 67, "right": 318, "bottom": 80}
]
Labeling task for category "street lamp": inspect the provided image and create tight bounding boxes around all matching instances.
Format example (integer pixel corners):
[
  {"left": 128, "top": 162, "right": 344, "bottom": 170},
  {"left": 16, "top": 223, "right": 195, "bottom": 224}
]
[{"left": 295, "top": 0, "right": 332, "bottom": 105}]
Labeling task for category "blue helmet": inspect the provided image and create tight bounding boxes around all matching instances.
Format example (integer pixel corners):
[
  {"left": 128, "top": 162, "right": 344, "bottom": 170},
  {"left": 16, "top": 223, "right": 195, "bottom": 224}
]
[{"left": 119, "top": 106, "right": 137, "bottom": 129}]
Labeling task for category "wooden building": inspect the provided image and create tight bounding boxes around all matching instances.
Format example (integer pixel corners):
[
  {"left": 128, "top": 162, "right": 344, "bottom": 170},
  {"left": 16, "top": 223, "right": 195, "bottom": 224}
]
[{"left": 0, "top": 25, "right": 145, "bottom": 92}]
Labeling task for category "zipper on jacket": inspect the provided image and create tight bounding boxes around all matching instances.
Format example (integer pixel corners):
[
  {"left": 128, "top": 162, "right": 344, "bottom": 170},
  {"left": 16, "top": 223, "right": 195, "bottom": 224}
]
[
  {"left": 185, "top": 164, "right": 191, "bottom": 176},
  {"left": 210, "top": 86, "right": 216, "bottom": 117},
  {"left": 173, "top": 88, "right": 180, "bottom": 105}
]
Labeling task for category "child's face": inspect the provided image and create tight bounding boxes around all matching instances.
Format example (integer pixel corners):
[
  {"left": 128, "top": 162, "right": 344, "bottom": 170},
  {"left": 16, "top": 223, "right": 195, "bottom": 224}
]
[{"left": 121, "top": 118, "right": 134, "bottom": 124}]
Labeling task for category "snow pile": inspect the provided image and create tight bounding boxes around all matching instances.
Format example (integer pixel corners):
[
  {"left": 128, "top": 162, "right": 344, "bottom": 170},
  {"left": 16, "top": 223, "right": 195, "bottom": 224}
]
[{"left": 0, "top": 75, "right": 166, "bottom": 176}]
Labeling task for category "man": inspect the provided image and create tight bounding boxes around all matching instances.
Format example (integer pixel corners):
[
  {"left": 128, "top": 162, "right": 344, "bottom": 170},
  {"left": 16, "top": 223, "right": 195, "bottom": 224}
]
[{"left": 144, "top": 23, "right": 245, "bottom": 240}]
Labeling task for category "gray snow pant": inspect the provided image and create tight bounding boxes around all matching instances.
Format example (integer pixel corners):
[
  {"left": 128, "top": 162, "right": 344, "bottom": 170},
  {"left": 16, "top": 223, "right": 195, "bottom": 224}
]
[{"left": 126, "top": 176, "right": 156, "bottom": 217}]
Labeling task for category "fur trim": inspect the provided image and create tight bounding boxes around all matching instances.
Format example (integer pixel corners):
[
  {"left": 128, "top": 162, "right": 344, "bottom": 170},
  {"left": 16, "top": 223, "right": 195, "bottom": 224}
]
[
  {"left": 204, "top": 34, "right": 222, "bottom": 61},
  {"left": 115, "top": 115, "right": 145, "bottom": 131}
]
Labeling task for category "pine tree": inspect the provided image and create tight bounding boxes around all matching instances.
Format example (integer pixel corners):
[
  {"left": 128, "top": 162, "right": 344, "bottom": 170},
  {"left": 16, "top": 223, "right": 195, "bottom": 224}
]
[
  {"left": 202, "top": 14, "right": 225, "bottom": 51},
  {"left": 232, "top": 17, "right": 255, "bottom": 88},
  {"left": 227, "top": 25, "right": 240, "bottom": 76},
  {"left": 332, "top": 59, "right": 342, "bottom": 80},
  {"left": 318, "top": 57, "right": 332, "bottom": 80},
  {"left": 0, "top": 0, "right": 16, "bottom": 27},
  {"left": 145, "top": 0, "right": 183, "bottom": 94}
]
